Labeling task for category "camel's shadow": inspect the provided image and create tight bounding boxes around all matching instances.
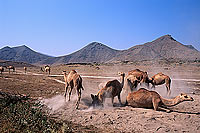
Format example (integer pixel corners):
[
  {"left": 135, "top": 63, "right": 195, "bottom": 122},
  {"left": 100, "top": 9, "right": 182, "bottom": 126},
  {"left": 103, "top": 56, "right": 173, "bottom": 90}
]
[{"left": 171, "top": 110, "right": 200, "bottom": 115}]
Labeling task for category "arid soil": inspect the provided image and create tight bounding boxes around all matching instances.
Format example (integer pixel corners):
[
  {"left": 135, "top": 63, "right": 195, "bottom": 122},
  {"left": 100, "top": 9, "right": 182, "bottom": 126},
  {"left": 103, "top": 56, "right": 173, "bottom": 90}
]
[{"left": 0, "top": 63, "right": 200, "bottom": 132}]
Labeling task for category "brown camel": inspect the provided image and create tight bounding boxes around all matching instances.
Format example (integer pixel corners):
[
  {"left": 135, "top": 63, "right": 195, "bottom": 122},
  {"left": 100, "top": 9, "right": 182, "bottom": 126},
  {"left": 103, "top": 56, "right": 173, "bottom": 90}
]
[
  {"left": 63, "top": 70, "right": 84, "bottom": 109},
  {"left": 7, "top": 66, "right": 15, "bottom": 74},
  {"left": 126, "top": 69, "right": 150, "bottom": 91},
  {"left": 150, "top": 72, "right": 171, "bottom": 95},
  {"left": 24, "top": 67, "right": 27, "bottom": 74},
  {"left": 0, "top": 66, "right": 4, "bottom": 74},
  {"left": 91, "top": 72, "right": 125, "bottom": 107},
  {"left": 126, "top": 88, "right": 193, "bottom": 112}
]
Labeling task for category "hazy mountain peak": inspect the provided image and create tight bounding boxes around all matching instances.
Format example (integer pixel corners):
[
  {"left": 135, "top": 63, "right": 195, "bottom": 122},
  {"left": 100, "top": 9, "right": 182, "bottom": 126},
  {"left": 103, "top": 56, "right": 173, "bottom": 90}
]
[
  {"left": 155, "top": 34, "right": 176, "bottom": 42},
  {"left": 0, "top": 45, "right": 51, "bottom": 64}
]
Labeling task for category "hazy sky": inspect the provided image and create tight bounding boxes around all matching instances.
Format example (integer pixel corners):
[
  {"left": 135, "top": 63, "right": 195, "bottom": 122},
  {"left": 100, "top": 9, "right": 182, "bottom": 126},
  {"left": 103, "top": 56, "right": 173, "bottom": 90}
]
[{"left": 0, "top": 0, "right": 200, "bottom": 56}]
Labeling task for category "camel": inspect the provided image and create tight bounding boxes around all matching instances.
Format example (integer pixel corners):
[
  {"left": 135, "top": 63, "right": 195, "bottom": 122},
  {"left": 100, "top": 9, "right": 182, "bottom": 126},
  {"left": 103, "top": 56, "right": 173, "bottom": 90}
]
[
  {"left": 7, "top": 66, "right": 15, "bottom": 74},
  {"left": 0, "top": 66, "right": 4, "bottom": 74},
  {"left": 91, "top": 72, "right": 125, "bottom": 107},
  {"left": 44, "top": 65, "right": 50, "bottom": 75},
  {"left": 150, "top": 72, "right": 171, "bottom": 95},
  {"left": 63, "top": 70, "right": 84, "bottom": 109},
  {"left": 126, "top": 88, "right": 193, "bottom": 112},
  {"left": 125, "top": 69, "right": 150, "bottom": 91},
  {"left": 24, "top": 67, "right": 27, "bottom": 74}
]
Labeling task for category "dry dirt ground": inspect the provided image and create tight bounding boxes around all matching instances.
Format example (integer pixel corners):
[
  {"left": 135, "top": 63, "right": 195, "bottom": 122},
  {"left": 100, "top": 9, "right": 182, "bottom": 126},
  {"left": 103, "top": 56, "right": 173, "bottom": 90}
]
[{"left": 0, "top": 63, "right": 200, "bottom": 132}]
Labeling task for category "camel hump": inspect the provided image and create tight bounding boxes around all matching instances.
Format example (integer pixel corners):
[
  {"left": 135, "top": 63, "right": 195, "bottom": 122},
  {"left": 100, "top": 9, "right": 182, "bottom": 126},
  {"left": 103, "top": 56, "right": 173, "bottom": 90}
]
[
  {"left": 105, "top": 80, "right": 119, "bottom": 87},
  {"left": 71, "top": 70, "right": 77, "bottom": 73},
  {"left": 157, "top": 72, "right": 163, "bottom": 75}
]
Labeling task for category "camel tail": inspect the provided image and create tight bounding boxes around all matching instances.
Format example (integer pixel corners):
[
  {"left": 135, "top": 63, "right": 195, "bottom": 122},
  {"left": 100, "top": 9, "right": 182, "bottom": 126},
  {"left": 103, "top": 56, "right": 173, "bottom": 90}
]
[{"left": 79, "top": 76, "right": 84, "bottom": 90}]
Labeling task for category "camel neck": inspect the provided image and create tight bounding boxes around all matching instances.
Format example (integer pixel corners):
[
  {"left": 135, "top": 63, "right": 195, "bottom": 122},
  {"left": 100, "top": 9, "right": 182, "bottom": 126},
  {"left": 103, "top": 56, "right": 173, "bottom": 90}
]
[
  {"left": 120, "top": 75, "right": 125, "bottom": 88},
  {"left": 161, "top": 96, "right": 182, "bottom": 107},
  {"left": 63, "top": 73, "right": 67, "bottom": 81}
]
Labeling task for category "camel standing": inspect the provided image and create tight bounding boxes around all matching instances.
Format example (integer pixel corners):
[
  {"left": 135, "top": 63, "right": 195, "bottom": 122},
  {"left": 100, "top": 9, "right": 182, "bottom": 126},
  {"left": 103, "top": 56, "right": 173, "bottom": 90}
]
[
  {"left": 7, "top": 66, "right": 15, "bottom": 74},
  {"left": 0, "top": 66, "right": 4, "bottom": 74},
  {"left": 125, "top": 69, "right": 150, "bottom": 91},
  {"left": 91, "top": 72, "right": 125, "bottom": 107},
  {"left": 150, "top": 72, "right": 171, "bottom": 95},
  {"left": 126, "top": 88, "right": 193, "bottom": 112},
  {"left": 44, "top": 65, "right": 50, "bottom": 75},
  {"left": 24, "top": 67, "right": 27, "bottom": 74},
  {"left": 63, "top": 70, "right": 84, "bottom": 109}
]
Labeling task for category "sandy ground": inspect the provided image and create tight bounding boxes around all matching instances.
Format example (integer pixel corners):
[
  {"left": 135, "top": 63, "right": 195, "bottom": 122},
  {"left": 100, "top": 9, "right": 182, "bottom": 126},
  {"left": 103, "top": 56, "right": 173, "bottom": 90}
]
[{"left": 0, "top": 63, "right": 200, "bottom": 132}]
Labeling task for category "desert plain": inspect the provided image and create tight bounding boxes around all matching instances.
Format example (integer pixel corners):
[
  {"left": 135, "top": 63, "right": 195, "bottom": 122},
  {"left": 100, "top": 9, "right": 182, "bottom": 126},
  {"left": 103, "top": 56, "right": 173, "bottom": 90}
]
[{"left": 0, "top": 62, "right": 200, "bottom": 132}]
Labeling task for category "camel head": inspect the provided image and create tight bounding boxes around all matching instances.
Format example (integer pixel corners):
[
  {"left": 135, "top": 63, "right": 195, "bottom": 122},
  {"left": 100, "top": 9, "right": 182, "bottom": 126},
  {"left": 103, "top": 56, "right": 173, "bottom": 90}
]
[
  {"left": 178, "top": 93, "right": 194, "bottom": 102},
  {"left": 118, "top": 72, "right": 125, "bottom": 77},
  {"left": 91, "top": 94, "right": 103, "bottom": 107},
  {"left": 62, "top": 70, "right": 67, "bottom": 74}
]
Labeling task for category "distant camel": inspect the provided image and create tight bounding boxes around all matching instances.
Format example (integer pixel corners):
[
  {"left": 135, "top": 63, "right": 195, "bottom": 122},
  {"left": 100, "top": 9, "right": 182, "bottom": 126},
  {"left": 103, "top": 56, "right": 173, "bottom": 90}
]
[
  {"left": 44, "top": 65, "right": 50, "bottom": 75},
  {"left": 91, "top": 72, "right": 125, "bottom": 107},
  {"left": 0, "top": 66, "right": 4, "bottom": 74},
  {"left": 150, "top": 72, "right": 171, "bottom": 95},
  {"left": 63, "top": 70, "right": 84, "bottom": 109},
  {"left": 126, "top": 69, "right": 150, "bottom": 91},
  {"left": 7, "top": 66, "right": 15, "bottom": 74},
  {"left": 126, "top": 88, "right": 193, "bottom": 112},
  {"left": 24, "top": 67, "right": 27, "bottom": 74}
]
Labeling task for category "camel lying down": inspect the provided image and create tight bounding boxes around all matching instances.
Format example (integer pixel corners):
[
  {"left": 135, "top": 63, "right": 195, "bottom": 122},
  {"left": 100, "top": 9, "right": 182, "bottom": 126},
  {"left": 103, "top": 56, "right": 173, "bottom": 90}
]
[{"left": 126, "top": 88, "right": 194, "bottom": 112}]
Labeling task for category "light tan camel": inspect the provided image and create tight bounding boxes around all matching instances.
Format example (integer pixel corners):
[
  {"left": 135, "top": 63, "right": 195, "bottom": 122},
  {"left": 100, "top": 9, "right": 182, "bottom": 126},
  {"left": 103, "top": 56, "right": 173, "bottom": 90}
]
[
  {"left": 63, "top": 70, "right": 84, "bottom": 109},
  {"left": 126, "top": 88, "right": 193, "bottom": 112},
  {"left": 126, "top": 69, "right": 150, "bottom": 91},
  {"left": 44, "top": 65, "right": 50, "bottom": 75},
  {"left": 24, "top": 67, "right": 27, "bottom": 74},
  {"left": 91, "top": 72, "right": 125, "bottom": 107},
  {"left": 7, "top": 66, "right": 15, "bottom": 74},
  {"left": 150, "top": 72, "right": 171, "bottom": 95},
  {"left": 0, "top": 66, "right": 4, "bottom": 74}
]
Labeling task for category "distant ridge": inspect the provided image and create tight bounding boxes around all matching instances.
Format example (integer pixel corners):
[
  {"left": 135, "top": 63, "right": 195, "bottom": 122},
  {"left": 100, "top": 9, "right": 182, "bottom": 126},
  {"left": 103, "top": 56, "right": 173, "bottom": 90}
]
[
  {"left": 38, "top": 42, "right": 120, "bottom": 64},
  {"left": 0, "top": 45, "right": 51, "bottom": 64},
  {"left": 1, "top": 35, "right": 200, "bottom": 65},
  {"left": 111, "top": 35, "right": 200, "bottom": 62}
]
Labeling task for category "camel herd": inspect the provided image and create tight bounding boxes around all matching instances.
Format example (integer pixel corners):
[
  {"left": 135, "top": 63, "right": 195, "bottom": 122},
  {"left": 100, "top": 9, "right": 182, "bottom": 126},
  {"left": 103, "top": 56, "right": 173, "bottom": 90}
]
[
  {"left": 0, "top": 65, "right": 194, "bottom": 112},
  {"left": 63, "top": 69, "right": 193, "bottom": 112},
  {"left": 0, "top": 66, "right": 15, "bottom": 74}
]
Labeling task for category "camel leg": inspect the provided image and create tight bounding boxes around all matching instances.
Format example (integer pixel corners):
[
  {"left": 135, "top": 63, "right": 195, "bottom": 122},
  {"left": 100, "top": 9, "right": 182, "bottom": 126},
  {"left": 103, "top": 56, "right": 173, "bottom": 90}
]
[
  {"left": 68, "top": 88, "right": 72, "bottom": 101},
  {"left": 166, "top": 79, "right": 171, "bottom": 96},
  {"left": 152, "top": 98, "right": 159, "bottom": 111},
  {"left": 68, "top": 82, "right": 74, "bottom": 101},
  {"left": 75, "top": 88, "right": 81, "bottom": 109},
  {"left": 153, "top": 98, "right": 171, "bottom": 113},
  {"left": 118, "top": 94, "right": 122, "bottom": 106},
  {"left": 111, "top": 96, "right": 114, "bottom": 106},
  {"left": 64, "top": 83, "right": 69, "bottom": 98},
  {"left": 158, "top": 107, "right": 171, "bottom": 113}
]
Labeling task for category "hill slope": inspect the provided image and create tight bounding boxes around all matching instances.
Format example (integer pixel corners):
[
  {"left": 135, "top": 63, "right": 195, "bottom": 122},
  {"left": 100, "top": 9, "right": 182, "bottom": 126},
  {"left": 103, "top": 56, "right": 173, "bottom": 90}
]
[
  {"left": 111, "top": 35, "right": 200, "bottom": 62},
  {"left": 38, "top": 42, "right": 120, "bottom": 65},
  {"left": 39, "top": 35, "right": 200, "bottom": 65},
  {"left": 1, "top": 35, "right": 200, "bottom": 65},
  {"left": 0, "top": 45, "right": 51, "bottom": 64}
]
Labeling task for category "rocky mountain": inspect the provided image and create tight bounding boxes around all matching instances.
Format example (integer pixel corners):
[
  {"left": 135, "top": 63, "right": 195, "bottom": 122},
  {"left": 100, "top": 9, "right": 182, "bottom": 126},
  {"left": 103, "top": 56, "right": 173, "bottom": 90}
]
[
  {"left": 0, "top": 45, "right": 51, "bottom": 64},
  {"left": 1, "top": 35, "right": 200, "bottom": 65},
  {"left": 111, "top": 35, "right": 200, "bottom": 62},
  {"left": 38, "top": 35, "right": 200, "bottom": 65},
  {"left": 38, "top": 42, "right": 120, "bottom": 64}
]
